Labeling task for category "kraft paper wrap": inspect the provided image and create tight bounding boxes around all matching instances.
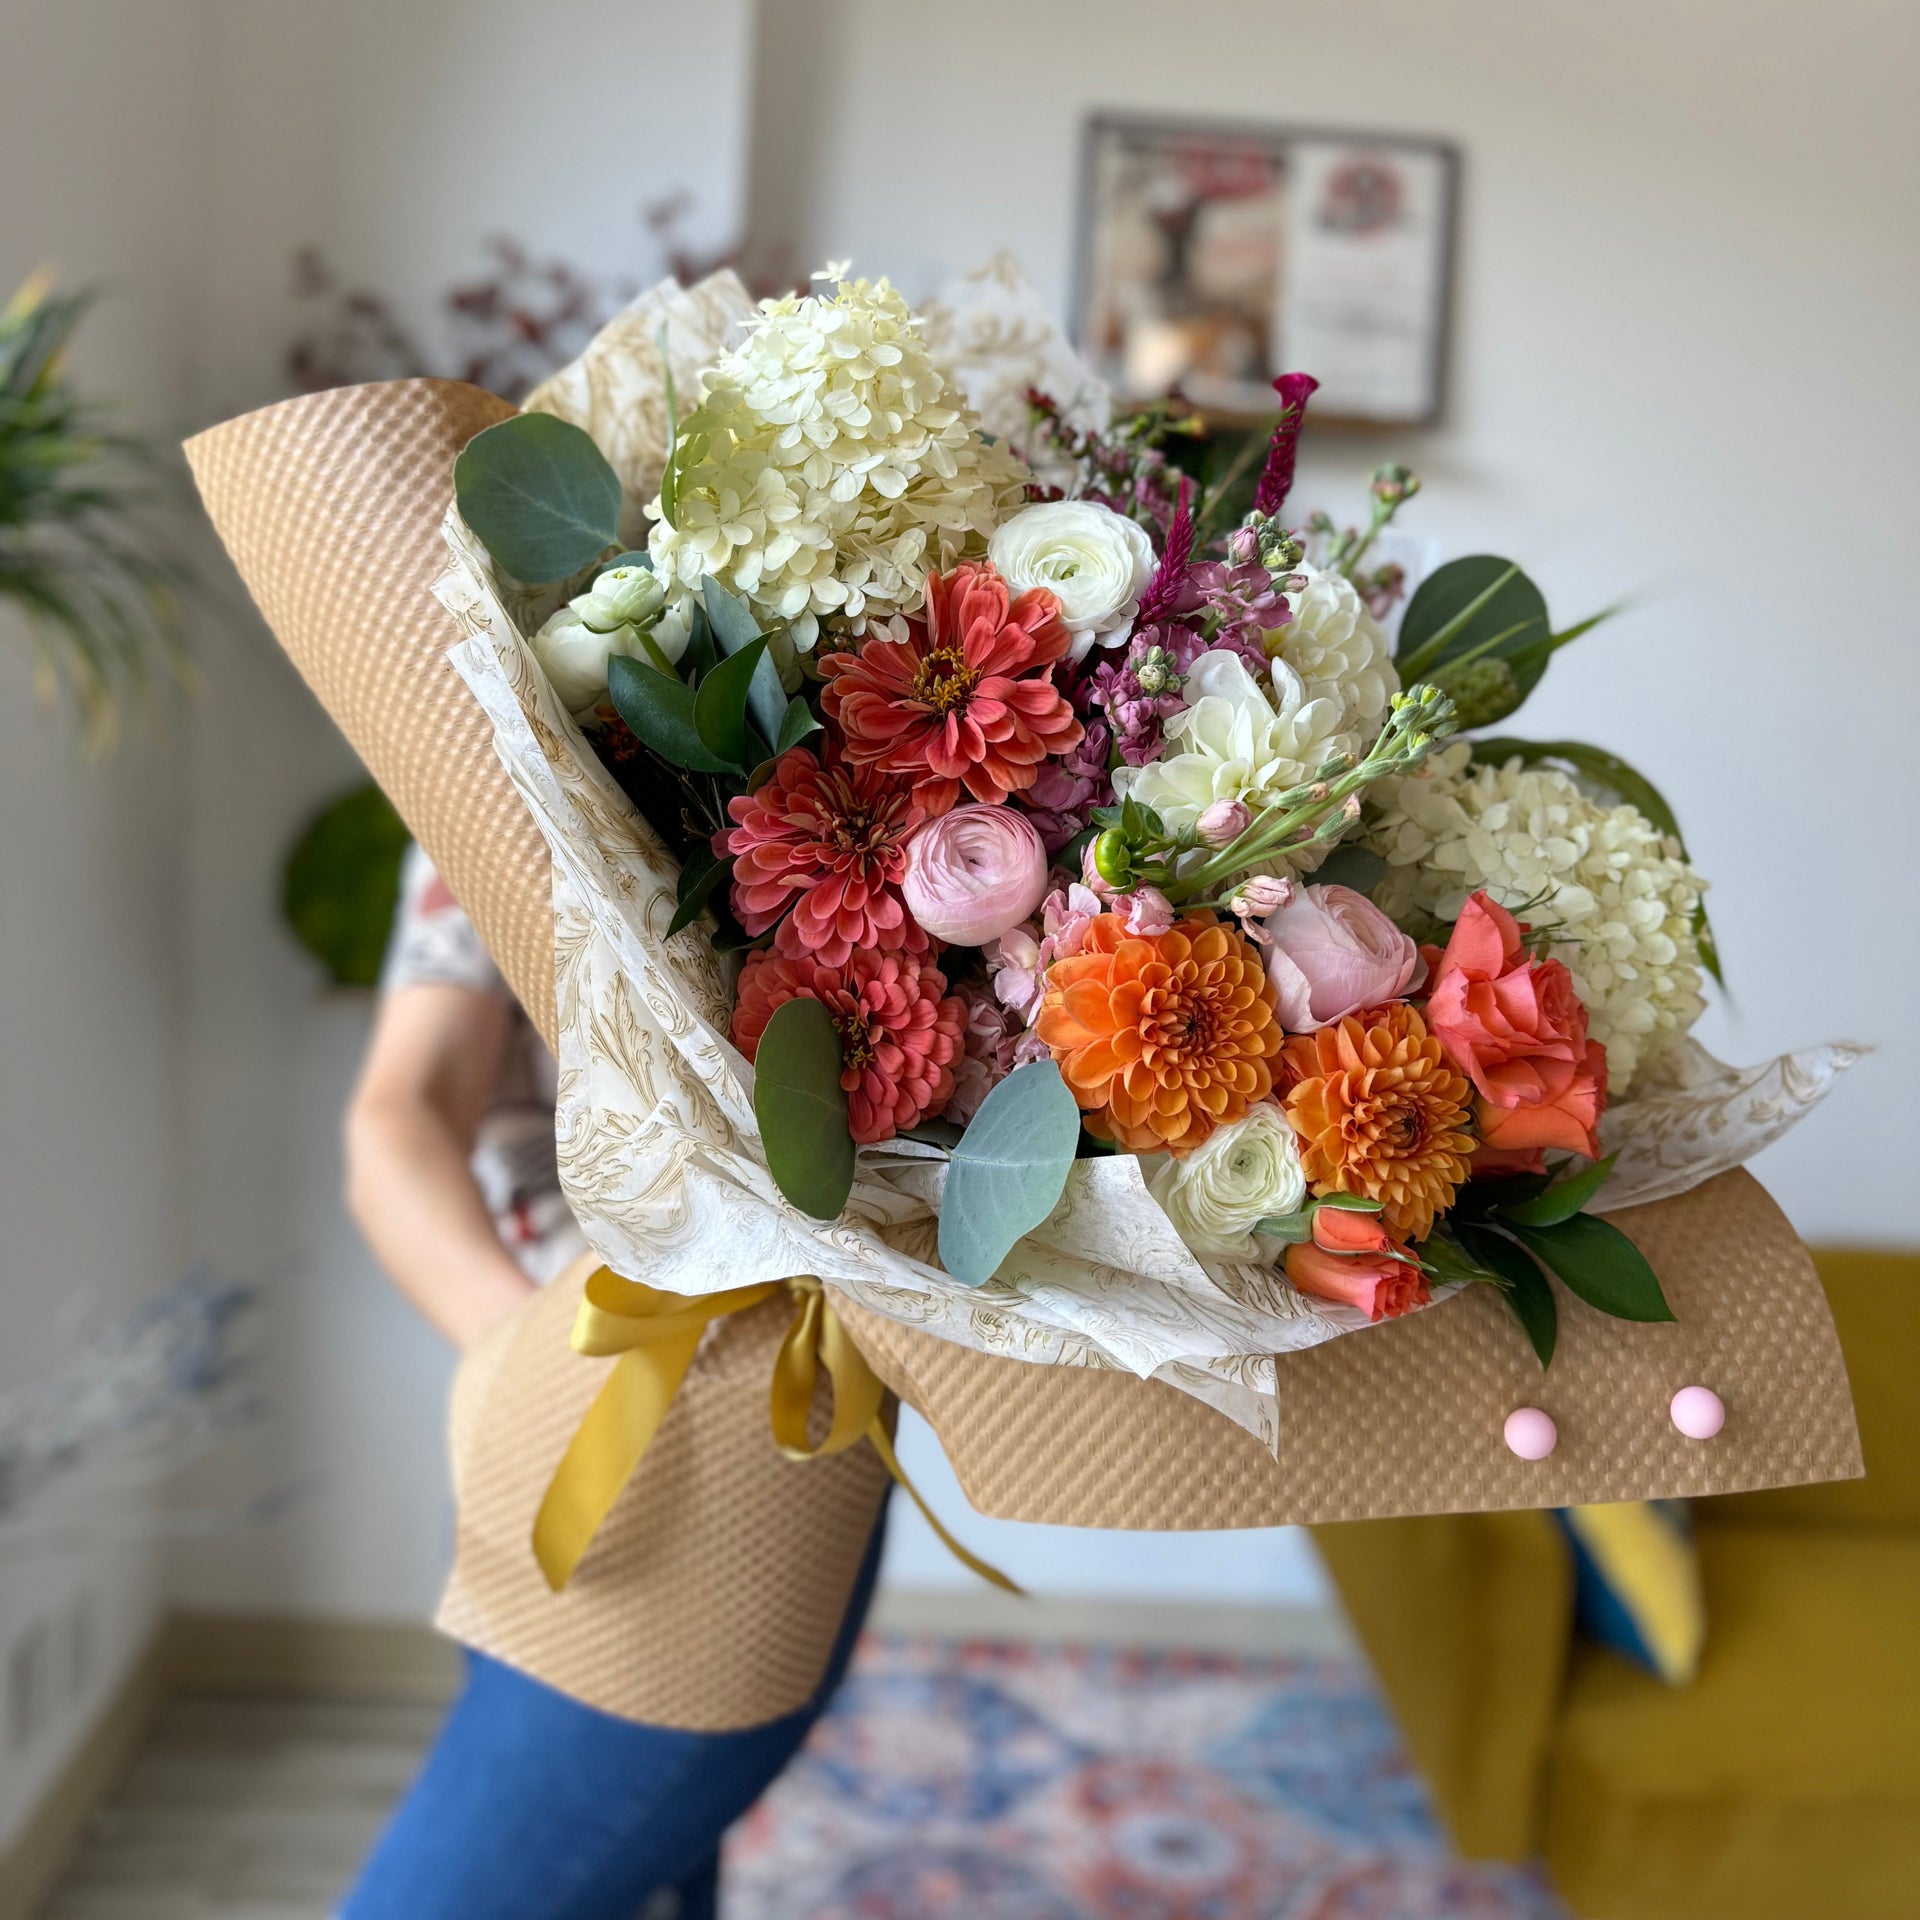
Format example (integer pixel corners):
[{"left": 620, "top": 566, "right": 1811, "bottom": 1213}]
[{"left": 187, "top": 379, "right": 1862, "bottom": 1730}]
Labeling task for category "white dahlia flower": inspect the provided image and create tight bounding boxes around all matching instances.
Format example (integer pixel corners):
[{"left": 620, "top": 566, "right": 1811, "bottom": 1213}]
[
  {"left": 1363, "top": 742, "right": 1707, "bottom": 1089},
  {"left": 1267, "top": 565, "right": 1399, "bottom": 748},
  {"left": 1111, "top": 649, "right": 1346, "bottom": 843},
  {"left": 989, "top": 499, "right": 1155, "bottom": 661},
  {"left": 646, "top": 270, "right": 1028, "bottom": 649},
  {"left": 1148, "top": 1102, "right": 1307, "bottom": 1262}
]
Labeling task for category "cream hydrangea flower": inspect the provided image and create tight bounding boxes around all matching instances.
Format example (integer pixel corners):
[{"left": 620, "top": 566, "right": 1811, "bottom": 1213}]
[
  {"left": 1266, "top": 565, "right": 1399, "bottom": 747},
  {"left": 646, "top": 270, "right": 1028, "bottom": 649},
  {"left": 1148, "top": 1102, "right": 1306, "bottom": 1262},
  {"left": 1111, "top": 649, "right": 1346, "bottom": 842},
  {"left": 1364, "top": 742, "right": 1707, "bottom": 1089}
]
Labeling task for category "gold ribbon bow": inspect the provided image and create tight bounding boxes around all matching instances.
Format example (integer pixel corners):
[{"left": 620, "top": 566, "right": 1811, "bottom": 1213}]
[{"left": 532, "top": 1268, "right": 1019, "bottom": 1596}]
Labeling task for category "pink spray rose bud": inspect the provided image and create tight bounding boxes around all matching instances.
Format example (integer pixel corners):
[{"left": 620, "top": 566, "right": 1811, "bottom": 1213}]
[
  {"left": 1117, "top": 886, "right": 1175, "bottom": 937},
  {"left": 1197, "top": 798, "right": 1252, "bottom": 849},
  {"left": 1264, "top": 884, "right": 1425, "bottom": 1032},
  {"left": 902, "top": 805, "right": 1051, "bottom": 947},
  {"left": 1230, "top": 875, "right": 1294, "bottom": 920}
]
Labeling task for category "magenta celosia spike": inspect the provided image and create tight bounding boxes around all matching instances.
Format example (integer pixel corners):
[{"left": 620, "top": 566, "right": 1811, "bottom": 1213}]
[
  {"left": 1252, "top": 372, "right": 1320, "bottom": 517},
  {"left": 1136, "top": 474, "right": 1194, "bottom": 626}
]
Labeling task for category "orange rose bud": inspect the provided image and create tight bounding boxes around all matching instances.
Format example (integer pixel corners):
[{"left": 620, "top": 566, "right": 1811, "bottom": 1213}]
[{"left": 1285, "top": 1208, "right": 1431, "bottom": 1322}]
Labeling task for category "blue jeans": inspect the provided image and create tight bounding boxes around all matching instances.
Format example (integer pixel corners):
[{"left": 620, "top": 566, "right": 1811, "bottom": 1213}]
[{"left": 341, "top": 1505, "right": 886, "bottom": 1920}]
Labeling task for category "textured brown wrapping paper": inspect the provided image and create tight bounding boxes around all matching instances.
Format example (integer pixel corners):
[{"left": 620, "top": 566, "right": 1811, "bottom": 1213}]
[{"left": 188, "top": 379, "right": 1862, "bottom": 1728}]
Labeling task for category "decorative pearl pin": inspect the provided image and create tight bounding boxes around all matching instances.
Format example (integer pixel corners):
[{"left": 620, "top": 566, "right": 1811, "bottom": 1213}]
[
  {"left": 1504, "top": 1407, "right": 1558, "bottom": 1460},
  {"left": 1670, "top": 1386, "right": 1725, "bottom": 1440}
]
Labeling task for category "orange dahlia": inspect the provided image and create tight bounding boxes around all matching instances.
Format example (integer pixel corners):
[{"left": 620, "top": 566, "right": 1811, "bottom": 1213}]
[
  {"left": 1281, "top": 1003, "right": 1475, "bottom": 1242},
  {"left": 1036, "top": 911, "right": 1283, "bottom": 1155}
]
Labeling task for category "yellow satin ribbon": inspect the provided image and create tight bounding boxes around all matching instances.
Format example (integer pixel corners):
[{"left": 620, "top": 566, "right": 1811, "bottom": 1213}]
[{"left": 532, "top": 1268, "right": 1020, "bottom": 1596}]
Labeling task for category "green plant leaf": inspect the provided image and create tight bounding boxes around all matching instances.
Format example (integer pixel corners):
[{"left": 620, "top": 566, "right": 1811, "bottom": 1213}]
[
  {"left": 667, "top": 849, "right": 732, "bottom": 937},
  {"left": 606, "top": 652, "right": 736, "bottom": 774},
  {"left": 753, "top": 997, "right": 855, "bottom": 1220},
  {"left": 693, "top": 633, "right": 769, "bottom": 770},
  {"left": 776, "top": 695, "right": 822, "bottom": 754},
  {"left": 1314, "top": 1191, "right": 1384, "bottom": 1213},
  {"left": 1395, "top": 556, "right": 1552, "bottom": 700},
  {"left": 1496, "top": 1152, "right": 1618, "bottom": 1228},
  {"left": 1468, "top": 736, "right": 1724, "bottom": 986},
  {"left": 1309, "top": 844, "right": 1388, "bottom": 895},
  {"left": 681, "top": 600, "right": 717, "bottom": 679},
  {"left": 595, "top": 549, "right": 653, "bottom": 577},
  {"left": 701, "top": 577, "right": 790, "bottom": 748},
  {"left": 1507, "top": 1213, "right": 1674, "bottom": 1323},
  {"left": 657, "top": 322, "right": 680, "bottom": 528},
  {"left": 938, "top": 1062, "right": 1083, "bottom": 1285},
  {"left": 453, "top": 413, "right": 622, "bottom": 585},
  {"left": 281, "top": 783, "right": 411, "bottom": 988},
  {"left": 1253, "top": 1212, "right": 1316, "bottom": 1243},
  {"left": 1457, "top": 1223, "right": 1559, "bottom": 1367}
]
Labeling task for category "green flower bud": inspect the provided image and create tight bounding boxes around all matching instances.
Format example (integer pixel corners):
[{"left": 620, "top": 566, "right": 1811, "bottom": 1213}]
[
  {"left": 1092, "top": 829, "right": 1134, "bottom": 888},
  {"left": 575, "top": 565, "right": 665, "bottom": 634},
  {"left": 1369, "top": 463, "right": 1420, "bottom": 506},
  {"left": 1428, "top": 656, "right": 1516, "bottom": 729}
]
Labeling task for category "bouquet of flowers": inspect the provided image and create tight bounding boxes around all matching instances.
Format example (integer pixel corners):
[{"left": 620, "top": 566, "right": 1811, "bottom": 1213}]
[{"left": 435, "top": 261, "right": 1845, "bottom": 1423}]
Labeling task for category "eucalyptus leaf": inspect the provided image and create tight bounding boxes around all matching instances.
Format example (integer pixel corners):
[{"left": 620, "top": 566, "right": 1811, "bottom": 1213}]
[
  {"left": 1309, "top": 844, "right": 1388, "bottom": 895},
  {"left": 702, "top": 577, "right": 789, "bottom": 747},
  {"left": 1507, "top": 1213, "right": 1674, "bottom": 1323},
  {"left": 776, "top": 696, "right": 823, "bottom": 754},
  {"left": 693, "top": 634, "right": 769, "bottom": 770},
  {"left": 1395, "top": 557, "right": 1551, "bottom": 705},
  {"left": 453, "top": 413, "right": 622, "bottom": 585},
  {"left": 938, "top": 1062, "right": 1083, "bottom": 1285},
  {"left": 595, "top": 549, "right": 653, "bottom": 578},
  {"left": 1497, "top": 1152, "right": 1617, "bottom": 1229},
  {"left": 1457, "top": 1223, "right": 1558, "bottom": 1368},
  {"left": 607, "top": 653, "right": 736, "bottom": 775},
  {"left": 753, "top": 996, "right": 855, "bottom": 1220}
]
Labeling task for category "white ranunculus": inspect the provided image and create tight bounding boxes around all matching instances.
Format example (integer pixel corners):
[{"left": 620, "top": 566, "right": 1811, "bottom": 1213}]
[
  {"left": 1271, "top": 565, "right": 1398, "bottom": 746},
  {"left": 1148, "top": 1103, "right": 1307, "bottom": 1262},
  {"left": 1111, "top": 648, "right": 1346, "bottom": 839},
  {"left": 530, "top": 567, "right": 686, "bottom": 719},
  {"left": 989, "top": 500, "right": 1155, "bottom": 662}
]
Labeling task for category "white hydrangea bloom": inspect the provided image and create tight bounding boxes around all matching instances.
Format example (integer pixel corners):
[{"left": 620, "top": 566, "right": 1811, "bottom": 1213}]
[
  {"left": 1363, "top": 742, "right": 1707, "bottom": 1090},
  {"left": 646, "top": 271, "right": 1028, "bottom": 649},
  {"left": 1112, "top": 649, "right": 1346, "bottom": 842},
  {"left": 1268, "top": 565, "right": 1399, "bottom": 747}
]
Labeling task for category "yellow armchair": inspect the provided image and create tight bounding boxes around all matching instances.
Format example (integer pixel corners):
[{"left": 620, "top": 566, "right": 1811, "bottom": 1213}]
[{"left": 1313, "top": 1249, "right": 1920, "bottom": 1920}]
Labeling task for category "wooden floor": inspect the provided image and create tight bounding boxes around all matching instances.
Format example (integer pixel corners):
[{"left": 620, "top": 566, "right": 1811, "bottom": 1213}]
[{"left": 39, "top": 1696, "right": 440, "bottom": 1920}]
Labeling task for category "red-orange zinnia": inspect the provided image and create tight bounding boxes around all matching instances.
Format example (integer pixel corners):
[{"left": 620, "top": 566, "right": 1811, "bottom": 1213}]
[
  {"left": 1281, "top": 1003, "right": 1475, "bottom": 1243},
  {"left": 1036, "top": 911, "right": 1283, "bottom": 1155}
]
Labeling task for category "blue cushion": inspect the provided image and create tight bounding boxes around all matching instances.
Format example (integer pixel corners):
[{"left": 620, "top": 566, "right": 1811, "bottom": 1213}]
[{"left": 1554, "top": 1501, "right": 1704, "bottom": 1685}]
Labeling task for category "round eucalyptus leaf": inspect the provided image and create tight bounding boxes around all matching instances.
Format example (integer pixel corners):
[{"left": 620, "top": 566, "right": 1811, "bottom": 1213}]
[{"left": 453, "top": 413, "right": 622, "bottom": 585}]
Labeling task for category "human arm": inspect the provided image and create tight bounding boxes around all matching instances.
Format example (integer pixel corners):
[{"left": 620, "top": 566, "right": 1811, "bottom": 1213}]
[{"left": 343, "top": 980, "right": 536, "bottom": 1350}]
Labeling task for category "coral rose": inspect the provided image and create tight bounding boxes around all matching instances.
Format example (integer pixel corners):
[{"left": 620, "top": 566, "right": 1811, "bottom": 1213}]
[
  {"left": 721, "top": 746, "right": 924, "bottom": 967},
  {"left": 732, "top": 947, "right": 966, "bottom": 1145},
  {"left": 1263, "top": 884, "right": 1425, "bottom": 1031},
  {"left": 1036, "top": 911, "right": 1283, "bottom": 1155},
  {"left": 1426, "top": 891, "right": 1607, "bottom": 1160},
  {"left": 1284, "top": 1206, "right": 1431, "bottom": 1322},
  {"left": 818, "top": 562, "right": 1083, "bottom": 814},
  {"left": 1282, "top": 1003, "right": 1475, "bottom": 1242}
]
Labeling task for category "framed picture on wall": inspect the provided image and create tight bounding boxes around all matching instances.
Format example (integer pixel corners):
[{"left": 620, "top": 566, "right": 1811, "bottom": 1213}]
[{"left": 1072, "top": 114, "right": 1459, "bottom": 428}]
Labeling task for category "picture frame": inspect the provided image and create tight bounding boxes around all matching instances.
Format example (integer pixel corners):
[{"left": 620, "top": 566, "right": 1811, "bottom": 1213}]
[{"left": 1072, "top": 113, "right": 1459, "bottom": 430}]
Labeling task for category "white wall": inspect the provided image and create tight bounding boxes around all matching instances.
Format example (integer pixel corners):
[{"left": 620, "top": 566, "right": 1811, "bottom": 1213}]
[{"left": 0, "top": 0, "right": 205, "bottom": 1848}]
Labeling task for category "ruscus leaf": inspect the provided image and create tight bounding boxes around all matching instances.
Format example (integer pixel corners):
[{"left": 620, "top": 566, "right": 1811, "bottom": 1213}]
[
  {"left": 693, "top": 633, "right": 769, "bottom": 770},
  {"left": 1497, "top": 1152, "right": 1618, "bottom": 1228},
  {"left": 453, "top": 413, "right": 622, "bottom": 584},
  {"left": 1457, "top": 1223, "right": 1559, "bottom": 1368},
  {"left": 702, "top": 577, "right": 788, "bottom": 747},
  {"left": 776, "top": 696, "right": 822, "bottom": 754},
  {"left": 753, "top": 997, "right": 855, "bottom": 1220},
  {"left": 1507, "top": 1213, "right": 1674, "bottom": 1323},
  {"left": 938, "top": 1062, "right": 1083, "bottom": 1285},
  {"left": 607, "top": 652, "right": 736, "bottom": 774}
]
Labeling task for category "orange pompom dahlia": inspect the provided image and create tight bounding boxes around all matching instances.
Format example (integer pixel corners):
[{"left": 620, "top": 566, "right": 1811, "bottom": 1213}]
[
  {"left": 1036, "top": 912, "right": 1283, "bottom": 1155},
  {"left": 1281, "top": 1003, "right": 1475, "bottom": 1242}
]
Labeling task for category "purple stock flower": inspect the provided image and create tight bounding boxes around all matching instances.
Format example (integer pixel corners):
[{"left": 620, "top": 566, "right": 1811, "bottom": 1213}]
[
  {"left": 1022, "top": 713, "right": 1113, "bottom": 853},
  {"left": 1187, "top": 559, "right": 1289, "bottom": 658}
]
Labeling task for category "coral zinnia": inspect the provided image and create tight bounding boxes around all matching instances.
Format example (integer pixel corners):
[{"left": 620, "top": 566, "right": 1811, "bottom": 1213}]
[
  {"left": 818, "top": 561, "right": 1083, "bottom": 814},
  {"left": 732, "top": 947, "right": 966, "bottom": 1145},
  {"left": 1281, "top": 1003, "right": 1475, "bottom": 1243},
  {"left": 720, "top": 746, "right": 925, "bottom": 968},
  {"left": 1036, "top": 911, "right": 1283, "bottom": 1156}
]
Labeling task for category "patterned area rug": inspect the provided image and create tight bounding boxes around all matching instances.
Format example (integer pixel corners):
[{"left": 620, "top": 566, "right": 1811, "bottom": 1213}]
[{"left": 724, "top": 1636, "right": 1565, "bottom": 1920}]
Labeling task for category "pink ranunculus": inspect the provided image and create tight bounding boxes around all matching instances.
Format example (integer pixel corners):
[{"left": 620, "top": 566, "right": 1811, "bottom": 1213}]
[
  {"left": 1263, "top": 884, "right": 1425, "bottom": 1032},
  {"left": 901, "top": 805, "right": 1051, "bottom": 947}
]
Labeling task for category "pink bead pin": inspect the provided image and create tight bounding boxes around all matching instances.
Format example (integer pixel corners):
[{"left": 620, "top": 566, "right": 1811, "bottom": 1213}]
[
  {"left": 1504, "top": 1407, "right": 1557, "bottom": 1460},
  {"left": 1670, "top": 1386, "right": 1725, "bottom": 1440}
]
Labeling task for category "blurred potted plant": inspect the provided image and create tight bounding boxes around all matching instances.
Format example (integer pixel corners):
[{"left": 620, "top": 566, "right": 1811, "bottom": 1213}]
[{"left": 0, "top": 271, "right": 187, "bottom": 750}]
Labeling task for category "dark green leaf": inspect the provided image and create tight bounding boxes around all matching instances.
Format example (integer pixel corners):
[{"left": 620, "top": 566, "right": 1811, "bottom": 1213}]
[
  {"left": 753, "top": 997, "right": 855, "bottom": 1220},
  {"left": 453, "top": 413, "right": 622, "bottom": 584},
  {"left": 656, "top": 322, "right": 680, "bottom": 528},
  {"left": 281, "top": 783, "right": 410, "bottom": 987},
  {"left": 1309, "top": 843, "right": 1388, "bottom": 895},
  {"left": 939, "top": 1062, "right": 1083, "bottom": 1285},
  {"left": 1457, "top": 1223, "right": 1559, "bottom": 1367},
  {"left": 1497, "top": 1152, "right": 1618, "bottom": 1228},
  {"left": 1507, "top": 1214, "right": 1674, "bottom": 1323},
  {"left": 1395, "top": 556, "right": 1552, "bottom": 701},
  {"left": 702, "top": 577, "right": 789, "bottom": 747},
  {"left": 776, "top": 696, "right": 822, "bottom": 754},
  {"left": 681, "top": 601, "right": 717, "bottom": 679},
  {"left": 693, "top": 634, "right": 769, "bottom": 770},
  {"left": 607, "top": 652, "right": 736, "bottom": 774},
  {"left": 1416, "top": 1225, "right": 1505, "bottom": 1286},
  {"left": 667, "top": 850, "right": 732, "bottom": 937},
  {"left": 899, "top": 1118, "right": 965, "bottom": 1150}
]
